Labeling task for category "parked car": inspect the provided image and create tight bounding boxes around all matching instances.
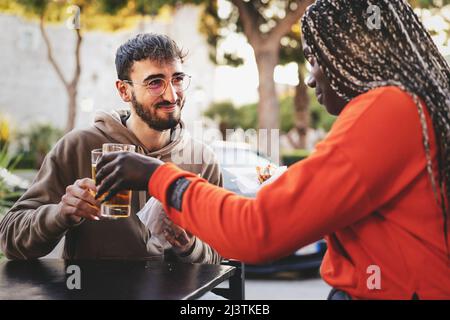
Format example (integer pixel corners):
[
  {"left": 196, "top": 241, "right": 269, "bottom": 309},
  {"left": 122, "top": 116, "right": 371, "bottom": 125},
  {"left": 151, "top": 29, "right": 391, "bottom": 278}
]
[{"left": 211, "top": 141, "right": 326, "bottom": 274}]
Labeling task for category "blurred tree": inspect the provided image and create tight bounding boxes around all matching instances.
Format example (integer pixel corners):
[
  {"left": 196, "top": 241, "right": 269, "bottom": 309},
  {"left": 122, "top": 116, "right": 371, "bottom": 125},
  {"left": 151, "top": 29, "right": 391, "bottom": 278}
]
[
  {"left": 95, "top": 0, "right": 205, "bottom": 31},
  {"left": 200, "top": 0, "right": 449, "bottom": 147},
  {"left": 199, "top": 0, "right": 314, "bottom": 141},
  {"left": 17, "top": 123, "right": 63, "bottom": 169},
  {"left": 0, "top": 0, "right": 87, "bottom": 133},
  {"left": 412, "top": 0, "right": 450, "bottom": 47},
  {"left": 0, "top": 0, "right": 183, "bottom": 133},
  {"left": 2, "top": 0, "right": 447, "bottom": 135},
  {"left": 204, "top": 89, "right": 335, "bottom": 135},
  {"left": 203, "top": 101, "right": 240, "bottom": 137},
  {"left": 280, "top": 28, "right": 309, "bottom": 149}
]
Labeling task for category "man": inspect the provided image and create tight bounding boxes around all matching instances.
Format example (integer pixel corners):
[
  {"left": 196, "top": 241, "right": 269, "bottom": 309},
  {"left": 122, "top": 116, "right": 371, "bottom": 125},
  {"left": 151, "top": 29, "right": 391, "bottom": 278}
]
[
  {"left": 0, "top": 33, "right": 222, "bottom": 264},
  {"left": 94, "top": 0, "right": 450, "bottom": 299}
]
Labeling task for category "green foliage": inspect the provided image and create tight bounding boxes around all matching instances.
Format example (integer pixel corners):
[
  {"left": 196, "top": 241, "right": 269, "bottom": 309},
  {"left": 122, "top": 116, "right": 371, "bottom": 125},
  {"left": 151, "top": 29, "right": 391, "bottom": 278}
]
[
  {"left": 97, "top": 0, "right": 204, "bottom": 16},
  {"left": 200, "top": 0, "right": 449, "bottom": 67},
  {"left": 200, "top": 0, "right": 306, "bottom": 67},
  {"left": 279, "top": 27, "right": 305, "bottom": 66},
  {"left": 15, "top": 0, "right": 47, "bottom": 15},
  {"left": 204, "top": 101, "right": 241, "bottom": 129},
  {"left": 281, "top": 149, "right": 310, "bottom": 167},
  {"left": 0, "top": 116, "right": 10, "bottom": 150},
  {"left": 97, "top": 0, "right": 128, "bottom": 15},
  {"left": 0, "top": 0, "right": 144, "bottom": 31},
  {"left": 204, "top": 89, "right": 336, "bottom": 134},
  {"left": 236, "top": 103, "right": 258, "bottom": 131},
  {"left": 0, "top": 146, "right": 21, "bottom": 172},
  {"left": 309, "top": 100, "right": 336, "bottom": 132},
  {"left": 16, "top": 123, "right": 63, "bottom": 169},
  {"left": 409, "top": 0, "right": 450, "bottom": 8},
  {"left": 0, "top": 144, "right": 25, "bottom": 216},
  {"left": 2, "top": 0, "right": 78, "bottom": 22},
  {"left": 204, "top": 101, "right": 256, "bottom": 131}
]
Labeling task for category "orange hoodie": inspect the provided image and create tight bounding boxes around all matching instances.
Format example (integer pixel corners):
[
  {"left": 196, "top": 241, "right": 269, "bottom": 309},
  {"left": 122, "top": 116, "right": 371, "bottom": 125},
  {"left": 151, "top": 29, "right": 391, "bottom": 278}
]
[{"left": 149, "top": 86, "right": 450, "bottom": 299}]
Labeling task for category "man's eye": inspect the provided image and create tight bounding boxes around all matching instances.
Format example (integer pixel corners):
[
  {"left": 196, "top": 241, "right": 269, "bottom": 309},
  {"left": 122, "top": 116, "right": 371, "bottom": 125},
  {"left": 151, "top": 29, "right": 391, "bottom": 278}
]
[
  {"left": 148, "top": 79, "right": 164, "bottom": 89},
  {"left": 172, "top": 75, "right": 184, "bottom": 85}
]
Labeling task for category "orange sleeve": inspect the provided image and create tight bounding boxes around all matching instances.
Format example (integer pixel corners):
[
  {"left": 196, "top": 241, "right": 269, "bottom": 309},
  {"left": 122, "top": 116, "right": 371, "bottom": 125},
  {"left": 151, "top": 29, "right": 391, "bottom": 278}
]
[
  {"left": 149, "top": 87, "right": 428, "bottom": 264},
  {"left": 150, "top": 144, "right": 373, "bottom": 263}
]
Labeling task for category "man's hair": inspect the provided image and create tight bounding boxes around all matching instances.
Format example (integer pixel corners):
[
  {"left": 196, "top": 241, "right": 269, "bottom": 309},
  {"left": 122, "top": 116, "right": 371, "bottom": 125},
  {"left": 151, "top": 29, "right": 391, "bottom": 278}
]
[
  {"left": 302, "top": 0, "right": 450, "bottom": 244},
  {"left": 115, "top": 33, "right": 187, "bottom": 80}
]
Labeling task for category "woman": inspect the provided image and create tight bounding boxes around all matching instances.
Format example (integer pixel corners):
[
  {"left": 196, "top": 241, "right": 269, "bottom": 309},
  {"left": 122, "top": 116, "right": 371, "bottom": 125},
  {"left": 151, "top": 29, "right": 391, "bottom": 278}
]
[{"left": 96, "top": 0, "right": 450, "bottom": 299}]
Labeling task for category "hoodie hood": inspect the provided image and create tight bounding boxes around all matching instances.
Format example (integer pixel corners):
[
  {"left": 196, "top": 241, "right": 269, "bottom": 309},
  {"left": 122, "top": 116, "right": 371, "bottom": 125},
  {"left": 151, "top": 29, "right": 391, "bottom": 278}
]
[{"left": 93, "top": 109, "right": 190, "bottom": 160}]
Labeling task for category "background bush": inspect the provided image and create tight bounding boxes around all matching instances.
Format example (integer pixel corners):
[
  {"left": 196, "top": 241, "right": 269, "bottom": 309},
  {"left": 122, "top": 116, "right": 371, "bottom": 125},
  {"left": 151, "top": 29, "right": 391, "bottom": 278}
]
[
  {"left": 204, "top": 90, "right": 336, "bottom": 134},
  {"left": 281, "top": 149, "right": 310, "bottom": 167},
  {"left": 15, "top": 123, "right": 63, "bottom": 170}
]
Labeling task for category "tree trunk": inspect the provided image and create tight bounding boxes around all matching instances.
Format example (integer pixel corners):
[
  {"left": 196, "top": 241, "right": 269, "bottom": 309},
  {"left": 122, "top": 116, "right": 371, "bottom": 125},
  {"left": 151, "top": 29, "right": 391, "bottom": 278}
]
[
  {"left": 66, "top": 85, "right": 77, "bottom": 132},
  {"left": 66, "top": 29, "right": 82, "bottom": 133},
  {"left": 293, "top": 65, "right": 310, "bottom": 149},
  {"left": 254, "top": 47, "right": 280, "bottom": 162},
  {"left": 39, "top": 14, "right": 82, "bottom": 133},
  {"left": 229, "top": 0, "right": 314, "bottom": 162},
  {"left": 255, "top": 48, "right": 280, "bottom": 131},
  {"left": 219, "top": 122, "right": 228, "bottom": 139}
]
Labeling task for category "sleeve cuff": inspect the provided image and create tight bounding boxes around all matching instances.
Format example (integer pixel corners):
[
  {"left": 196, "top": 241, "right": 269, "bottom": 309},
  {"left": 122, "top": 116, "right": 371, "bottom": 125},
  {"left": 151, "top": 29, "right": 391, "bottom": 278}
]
[
  {"left": 148, "top": 163, "right": 197, "bottom": 211},
  {"left": 37, "top": 205, "right": 83, "bottom": 240},
  {"left": 175, "top": 237, "right": 203, "bottom": 263},
  {"left": 52, "top": 208, "right": 84, "bottom": 229}
]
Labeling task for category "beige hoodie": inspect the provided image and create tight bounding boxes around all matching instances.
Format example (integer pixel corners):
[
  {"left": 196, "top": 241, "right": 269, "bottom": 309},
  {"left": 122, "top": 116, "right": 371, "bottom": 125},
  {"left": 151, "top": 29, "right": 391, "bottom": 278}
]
[{"left": 0, "top": 110, "right": 222, "bottom": 262}]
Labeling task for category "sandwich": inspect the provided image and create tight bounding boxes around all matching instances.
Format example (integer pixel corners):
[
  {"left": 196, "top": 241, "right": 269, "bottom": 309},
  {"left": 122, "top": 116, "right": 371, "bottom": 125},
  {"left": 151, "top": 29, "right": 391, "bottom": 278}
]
[{"left": 256, "top": 164, "right": 275, "bottom": 184}]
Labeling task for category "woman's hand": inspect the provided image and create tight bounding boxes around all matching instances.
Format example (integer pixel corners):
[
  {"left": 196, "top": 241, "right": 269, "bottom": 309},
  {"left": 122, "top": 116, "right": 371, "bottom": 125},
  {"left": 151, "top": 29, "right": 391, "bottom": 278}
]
[{"left": 95, "top": 152, "right": 164, "bottom": 201}]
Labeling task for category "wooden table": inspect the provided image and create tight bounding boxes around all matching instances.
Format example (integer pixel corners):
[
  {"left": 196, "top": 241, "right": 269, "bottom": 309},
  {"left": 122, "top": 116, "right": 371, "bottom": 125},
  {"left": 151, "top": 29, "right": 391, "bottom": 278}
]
[{"left": 0, "top": 259, "right": 236, "bottom": 300}]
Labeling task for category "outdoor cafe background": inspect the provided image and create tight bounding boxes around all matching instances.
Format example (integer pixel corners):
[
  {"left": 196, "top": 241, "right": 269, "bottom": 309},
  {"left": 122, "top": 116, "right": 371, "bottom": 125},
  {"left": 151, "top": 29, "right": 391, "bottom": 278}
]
[{"left": 0, "top": 0, "right": 449, "bottom": 282}]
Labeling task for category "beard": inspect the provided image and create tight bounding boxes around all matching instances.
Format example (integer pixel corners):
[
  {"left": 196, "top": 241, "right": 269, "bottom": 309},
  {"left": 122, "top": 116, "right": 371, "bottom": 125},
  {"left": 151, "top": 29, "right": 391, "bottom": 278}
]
[{"left": 131, "top": 91, "right": 183, "bottom": 131}]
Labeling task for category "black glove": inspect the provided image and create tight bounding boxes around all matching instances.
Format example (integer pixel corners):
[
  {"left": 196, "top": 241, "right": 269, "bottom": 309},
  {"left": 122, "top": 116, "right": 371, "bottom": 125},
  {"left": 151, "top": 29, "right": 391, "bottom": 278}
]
[{"left": 95, "top": 152, "right": 164, "bottom": 202}]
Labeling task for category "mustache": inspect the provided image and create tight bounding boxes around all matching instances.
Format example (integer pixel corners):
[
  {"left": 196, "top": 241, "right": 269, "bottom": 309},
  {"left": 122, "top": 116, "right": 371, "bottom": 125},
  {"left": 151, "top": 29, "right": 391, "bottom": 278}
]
[{"left": 156, "top": 100, "right": 181, "bottom": 108}]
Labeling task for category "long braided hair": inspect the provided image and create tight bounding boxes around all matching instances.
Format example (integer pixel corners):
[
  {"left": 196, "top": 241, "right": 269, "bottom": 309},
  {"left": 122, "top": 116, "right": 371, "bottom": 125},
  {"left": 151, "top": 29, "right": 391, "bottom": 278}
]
[{"left": 301, "top": 0, "right": 450, "bottom": 250}]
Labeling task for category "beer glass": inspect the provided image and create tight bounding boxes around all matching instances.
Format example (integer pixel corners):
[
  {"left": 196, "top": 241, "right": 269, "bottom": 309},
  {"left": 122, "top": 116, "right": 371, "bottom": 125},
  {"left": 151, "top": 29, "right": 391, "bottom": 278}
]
[
  {"left": 99, "top": 143, "right": 136, "bottom": 219},
  {"left": 91, "top": 149, "right": 103, "bottom": 183}
]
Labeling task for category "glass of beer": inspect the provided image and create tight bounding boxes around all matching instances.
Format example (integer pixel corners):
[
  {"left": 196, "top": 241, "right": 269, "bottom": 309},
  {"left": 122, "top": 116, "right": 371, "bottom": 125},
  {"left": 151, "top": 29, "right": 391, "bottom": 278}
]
[
  {"left": 99, "top": 143, "right": 136, "bottom": 219},
  {"left": 91, "top": 149, "right": 103, "bottom": 182}
]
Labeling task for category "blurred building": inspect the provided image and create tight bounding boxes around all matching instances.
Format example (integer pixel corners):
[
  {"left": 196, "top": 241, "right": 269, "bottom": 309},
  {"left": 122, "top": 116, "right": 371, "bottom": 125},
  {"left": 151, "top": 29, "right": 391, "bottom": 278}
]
[{"left": 0, "top": 5, "right": 215, "bottom": 134}]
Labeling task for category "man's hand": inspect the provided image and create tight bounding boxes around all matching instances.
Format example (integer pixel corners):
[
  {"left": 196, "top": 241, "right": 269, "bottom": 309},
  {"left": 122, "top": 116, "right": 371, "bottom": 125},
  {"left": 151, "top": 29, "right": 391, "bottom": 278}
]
[
  {"left": 59, "top": 178, "right": 102, "bottom": 223},
  {"left": 162, "top": 216, "right": 195, "bottom": 254},
  {"left": 95, "top": 152, "right": 164, "bottom": 201}
]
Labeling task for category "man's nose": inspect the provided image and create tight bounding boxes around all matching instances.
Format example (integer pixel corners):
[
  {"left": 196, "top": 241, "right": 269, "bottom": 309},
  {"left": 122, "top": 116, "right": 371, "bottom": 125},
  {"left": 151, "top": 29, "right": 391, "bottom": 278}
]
[
  {"left": 162, "top": 82, "right": 177, "bottom": 103},
  {"left": 305, "top": 73, "right": 316, "bottom": 88}
]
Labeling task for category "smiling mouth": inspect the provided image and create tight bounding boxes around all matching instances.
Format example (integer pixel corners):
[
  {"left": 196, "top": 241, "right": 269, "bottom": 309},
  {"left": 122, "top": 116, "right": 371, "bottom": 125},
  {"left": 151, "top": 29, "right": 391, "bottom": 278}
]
[{"left": 158, "top": 104, "right": 178, "bottom": 112}]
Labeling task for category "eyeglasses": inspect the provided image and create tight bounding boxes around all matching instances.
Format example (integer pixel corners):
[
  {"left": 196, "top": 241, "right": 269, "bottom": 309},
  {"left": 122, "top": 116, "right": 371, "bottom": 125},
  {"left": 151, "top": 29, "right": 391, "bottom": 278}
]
[{"left": 123, "top": 74, "right": 191, "bottom": 97}]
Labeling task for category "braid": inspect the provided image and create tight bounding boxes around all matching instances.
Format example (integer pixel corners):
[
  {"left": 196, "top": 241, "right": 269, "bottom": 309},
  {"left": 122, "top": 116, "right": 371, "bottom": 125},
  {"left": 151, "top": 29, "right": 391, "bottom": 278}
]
[{"left": 301, "top": 0, "right": 450, "bottom": 249}]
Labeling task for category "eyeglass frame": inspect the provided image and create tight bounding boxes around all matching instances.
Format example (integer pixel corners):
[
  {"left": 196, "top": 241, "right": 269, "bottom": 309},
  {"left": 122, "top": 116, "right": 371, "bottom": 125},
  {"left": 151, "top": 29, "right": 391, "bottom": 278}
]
[{"left": 121, "top": 73, "right": 192, "bottom": 97}]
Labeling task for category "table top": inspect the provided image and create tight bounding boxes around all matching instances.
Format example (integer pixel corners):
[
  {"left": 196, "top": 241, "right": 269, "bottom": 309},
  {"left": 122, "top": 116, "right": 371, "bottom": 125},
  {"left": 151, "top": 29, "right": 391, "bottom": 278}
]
[{"left": 0, "top": 259, "right": 235, "bottom": 300}]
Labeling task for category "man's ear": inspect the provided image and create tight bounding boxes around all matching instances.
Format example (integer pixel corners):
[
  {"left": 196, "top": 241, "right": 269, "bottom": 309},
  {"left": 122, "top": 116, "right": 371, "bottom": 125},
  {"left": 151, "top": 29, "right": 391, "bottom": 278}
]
[{"left": 116, "top": 80, "right": 132, "bottom": 102}]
